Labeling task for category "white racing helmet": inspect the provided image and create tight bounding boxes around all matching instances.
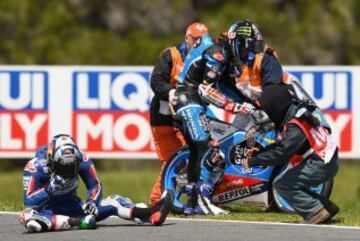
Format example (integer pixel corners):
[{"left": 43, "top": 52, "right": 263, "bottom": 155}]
[{"left": 48, "top": 134, "right": 82, "bottom": 178}]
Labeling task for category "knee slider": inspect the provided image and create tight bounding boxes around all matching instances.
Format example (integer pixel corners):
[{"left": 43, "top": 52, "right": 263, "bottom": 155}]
[{"left": 21, "top": 208, "right": 51, "bottom": 232}]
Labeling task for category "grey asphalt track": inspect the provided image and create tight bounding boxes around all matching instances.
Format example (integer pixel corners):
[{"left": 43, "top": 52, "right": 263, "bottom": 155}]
[{"left": 1, "top": 212, "right": 359, "bottom": 241}]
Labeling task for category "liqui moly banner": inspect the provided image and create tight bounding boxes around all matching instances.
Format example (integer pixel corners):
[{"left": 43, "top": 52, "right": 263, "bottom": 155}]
[
  {"left": 285, "top": 67, "right": 355, "bottom": 156},
  {"left": 0, "top": 66, "right": 359, "bottom": 159}
]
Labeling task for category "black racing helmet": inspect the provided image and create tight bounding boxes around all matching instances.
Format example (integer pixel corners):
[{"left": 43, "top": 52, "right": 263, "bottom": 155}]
[
  {"left": 48, "top": 134, "right": 82, "bottom": 178},
  {"left": 258, "top": 84, "right": 294, "bottom": 129},
  {"left": 227, "top": 19, "right": 264, "bottom": 64}
]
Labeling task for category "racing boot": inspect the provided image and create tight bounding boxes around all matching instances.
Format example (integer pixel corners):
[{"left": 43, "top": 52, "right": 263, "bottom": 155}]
[
  {"left": 20, "top": 208, "right": 51, "bottom": 232},
  {"left": 302, "top": 190, "right": 340, "bottom": 224},
  {"left": 302, "top": 201, "right": 339, "bottom": 224},
  {"left": 130, "top": 190, "right": 174, "bottom": 225},
  {"left": 101, "top": 191, "right": 173, "bottom": 226},
  {"left": 148, "top": 190, "right": 174, "bottom": 225},
  {"left": 20, "top": 208, "right": 88, "bottom": 232},
  {"left": 101, "top": 194, "right": 135, "bottom": 220},
  {"left": 24, "top": 220, "right": 47, "bottom": 232},
  {"left": 184, "top": 183, "right": 198, "bottom": 215},
  {"left": 195, "top": 181, "right": 229, "bottom": 215},
  {"left": 323, "top": 201, "right": 339, "bottom": 223}
]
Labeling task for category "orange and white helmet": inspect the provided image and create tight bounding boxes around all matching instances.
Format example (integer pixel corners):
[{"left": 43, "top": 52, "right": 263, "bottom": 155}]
[{"left": 185, "top": 22, "right": 209, "bottom": 38}]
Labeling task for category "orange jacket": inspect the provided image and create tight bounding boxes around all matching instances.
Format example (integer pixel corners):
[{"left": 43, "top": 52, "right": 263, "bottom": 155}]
[{"left": 161, "top": 46, "right": 184, "bottom": 87}]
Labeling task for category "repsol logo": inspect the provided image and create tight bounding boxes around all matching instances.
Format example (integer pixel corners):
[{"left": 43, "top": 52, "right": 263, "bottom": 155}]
[{"left": 218, "top": 187, "right": 251, "bottom": 202}]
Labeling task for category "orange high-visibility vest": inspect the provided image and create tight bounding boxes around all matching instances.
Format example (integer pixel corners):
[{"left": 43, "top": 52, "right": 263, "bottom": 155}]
[{"left": 161, "top": 47, "right": 184, "bottom": 87}]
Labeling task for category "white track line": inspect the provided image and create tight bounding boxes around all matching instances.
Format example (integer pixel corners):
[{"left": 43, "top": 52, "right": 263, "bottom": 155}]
[
  {"left": 1, "top": 211, "right": 20, "bottom": 215},
  {"left": 3, "top": 211, "right": 359, "bottom": 230},
  {"left": 168, "top": 217, "right": 360, "bottom": 230}
]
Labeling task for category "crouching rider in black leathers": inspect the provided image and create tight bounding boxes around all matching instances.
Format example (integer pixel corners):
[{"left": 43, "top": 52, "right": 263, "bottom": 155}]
[{"left": 242, "top": 84, "right": 340, "bottom": 224}]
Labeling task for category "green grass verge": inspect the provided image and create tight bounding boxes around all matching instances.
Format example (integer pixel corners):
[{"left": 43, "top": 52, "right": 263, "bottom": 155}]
[{"left": 1, "top": 162, "right": 359, "bottom": 226}]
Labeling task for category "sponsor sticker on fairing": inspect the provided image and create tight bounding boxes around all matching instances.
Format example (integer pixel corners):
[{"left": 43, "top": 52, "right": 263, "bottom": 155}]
[{"left": 216, "top": 186, "right": 251, "bottom": 202}]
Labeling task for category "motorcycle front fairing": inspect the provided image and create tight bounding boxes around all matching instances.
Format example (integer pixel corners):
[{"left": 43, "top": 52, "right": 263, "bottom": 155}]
[
  {"left": 204, "top": 106, "right": 277, "bottom": 206},
  {"left": 211, "top": 127, "right": 276, "bottom": 206}
]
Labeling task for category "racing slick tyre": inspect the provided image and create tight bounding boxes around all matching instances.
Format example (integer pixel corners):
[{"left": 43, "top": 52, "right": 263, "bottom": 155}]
[{"left": 161, "top": 147, "right": 190, "bottom": 214}]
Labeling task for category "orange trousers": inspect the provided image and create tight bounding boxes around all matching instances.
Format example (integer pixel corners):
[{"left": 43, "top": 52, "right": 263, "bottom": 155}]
[{"left": 149, "top": 126, "right": 186, "bottom": 205}]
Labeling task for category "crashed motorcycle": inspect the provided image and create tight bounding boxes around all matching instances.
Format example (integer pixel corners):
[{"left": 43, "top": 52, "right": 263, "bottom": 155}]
[{"left": 161, "top": 80, "right": 333, "bottom": 214}]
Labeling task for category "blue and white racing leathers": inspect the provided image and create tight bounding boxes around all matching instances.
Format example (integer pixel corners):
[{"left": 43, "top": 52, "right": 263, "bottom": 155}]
[{"left": 20, "top": 145, "right": 135, "bottom": 231}]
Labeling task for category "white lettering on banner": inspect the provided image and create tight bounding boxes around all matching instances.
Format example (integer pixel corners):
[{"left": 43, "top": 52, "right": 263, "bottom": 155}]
[
  {"left": 99, "top": 73, "right": 111, "bottom": 109},
  {"left": 31, "top": 73, "right": 45, "bottom": 109},
  {"left": 0, "top": 115, "right": 21, "bottom": 149},
  {"left": 111, "top": 73, "right": 149, "bottom": 111},
  {"left": 0, "top": 114, "right": 47, "bottom": 149},
  {"left": 113, "top": 114, "right": 151, "bottom": 151},
  {"left": 76, "top": 114, "right": 151, "bottom": 151},
  {"left": 15, "top": 114, "right": 47, "bottom": 149},
  {"left": 76, "top": 72, "right": 149, "bottom": 111},
  {"left": 301, "top": 73, "right": 348, "bottom": 109},
  {"left": 324, "top": 113, "right": 351, "bottom": 148},
  {"left": 0, "top": 73, "right": 45, "bottom": 109},
  {"left": 77, "top": 73, "right": 98, "bottom": 109},
  {"left": 335, "top": 73, "right": 348, "bottom": 109},
  {"left": 77, "top": 115, "right": 113, "bottom": 150}
]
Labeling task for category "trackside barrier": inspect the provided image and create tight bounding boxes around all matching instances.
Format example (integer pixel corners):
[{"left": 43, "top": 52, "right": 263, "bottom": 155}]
[{"left": 0, "top": 65, "right": 358, "bottom": 159}]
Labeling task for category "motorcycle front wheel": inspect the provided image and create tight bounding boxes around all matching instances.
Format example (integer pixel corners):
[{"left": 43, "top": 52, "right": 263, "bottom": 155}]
[{"left": 161, "top": 147, "right": 190, "bottom": 214}]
